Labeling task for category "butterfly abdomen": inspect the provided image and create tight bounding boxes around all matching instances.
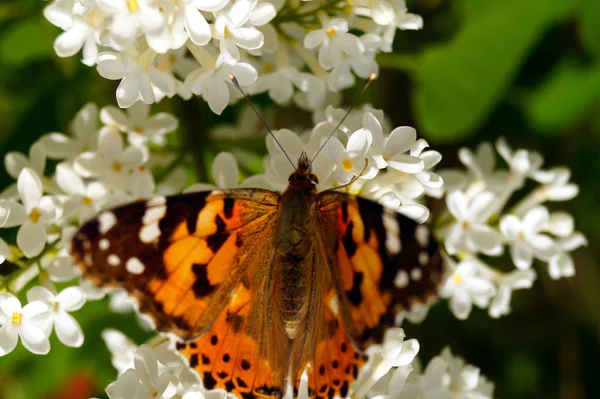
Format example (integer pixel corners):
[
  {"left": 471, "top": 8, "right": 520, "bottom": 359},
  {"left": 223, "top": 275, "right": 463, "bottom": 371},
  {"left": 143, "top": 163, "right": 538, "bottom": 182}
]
[{"left": 274, "top": 180, "right": 320, "bottom": 339}]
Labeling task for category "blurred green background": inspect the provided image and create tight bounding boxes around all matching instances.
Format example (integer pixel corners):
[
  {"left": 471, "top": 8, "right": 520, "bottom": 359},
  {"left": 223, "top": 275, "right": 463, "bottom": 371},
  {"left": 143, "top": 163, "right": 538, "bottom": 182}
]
[{"left": 1, "top": 0, "right": 599, "bottom": 398}]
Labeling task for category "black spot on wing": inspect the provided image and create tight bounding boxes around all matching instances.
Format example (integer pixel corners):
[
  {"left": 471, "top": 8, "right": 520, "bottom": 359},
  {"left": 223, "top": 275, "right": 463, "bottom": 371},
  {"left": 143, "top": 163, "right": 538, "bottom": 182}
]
[
  {"left": 223, "top": 197, "right": 235, "bottom": 219},
  {"left": 347, "top": 272, "right": 363, "bottom": 306},
  {"left": 342, "top": 221, "right": 357, "bottom": 257},
  {"left": 191, "top": 263, "right": 215, "bottom": 298},
  {"left": 206, "top": 214, "right": 229, "bottom": 252}
]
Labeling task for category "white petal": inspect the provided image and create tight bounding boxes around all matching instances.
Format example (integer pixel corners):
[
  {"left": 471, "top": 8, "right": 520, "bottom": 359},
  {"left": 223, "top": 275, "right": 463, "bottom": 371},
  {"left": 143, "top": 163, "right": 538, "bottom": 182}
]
[
  {"left": 467, "top": 224, "right": 503, "bottom": 256},
  {"left": 250, "top": 3, "right": 276, "bottom": 26},
  {"left": 97, "top": 58, "right": 126, "bottom": 80},
  {"left": 546, "top": 212, "right": 574, "bottom": 237},
  {"left": 18, "top": 168, "right": 42, "bottom": 213},
  {"left": 147, "top": 68, "right": 177, "bottom": 96},
  {"left": 446, "top": 190, "right": 468, "bottom": 220},
  {"left": 469, "top": 191, "right": 497, "bottom": 221},
  {"left": 499, "top": 215, "right": 521, "bottom": 240},
  {"left": 228, "top": 0, "right": 253, "bottom": 26},
  {"left": 229, "top": 62, "right": 258, "bottom": 86},
  {"left": 304, "top": 30, "right": 326, "bottom": 49},
  {"left": 20, "top": 324, "right": 50, "bottom": 355},
  {"left": 444, "top": 223, "right": 465, "bottom": 255},
  {"left": 337, "top": 33, "right": 364, "bottom": 57},
  {"left": 26, "top": 286, "right": 53, "bottom": 304},
  {"left": 55, "top": 310, "right": 84, "bottom": 347},
  {"left": 546, "top": 183, "right": 579, "bottom": 201},
  {"left": 346, "top": 128, "right": 372, "bottom": 157},
  {"left": 322, "top": 137, "right": 346, "bottom": 165},
  {"left": 231, "top": 27, "right": 264, "bottom": 50},
  {"left": 386, "top": 126, "right": 416, "bottom": 155},
  {"left": 0, "top": 294, "right": 21, "bottom": 316},
  {"left": 185, "top": 7, "right": 211, "bottom": 45},
  {"left": 523, "top": 206, "right": 549, "bottom": 234},
  {"left": 212, "top": 152, "right": 239, "bottom": 188},
  {"left": 548, "top": 253, "right": 575, "bottom": 279},
  {"left": 0, "top": 327, "right": 18, "bottom": 356},
  {"left": 528, "top": 234, "right": 556, "bottom": 260},
  {"left": 204, "top": 77, "right": 229, "bottom": 115},
  {"left": 398, "top": 204, "right": 429, "bottom": 223},
  {"left": 386, "top": 154, "right": 424, "bottom": 173},
  {"left": 116, "top": 76, "right": 141, "bottom": 108},
  {"left": 190, "top": 0, "right": 230, "bottom": 12},
  {"left": 134, "top": 345, "right": 159, "bottom": 386},
  {"left": 54, "top": 25, "right": 86, "bottom": 57},
  {"left": 449, "top": 287, "right": 472, "bottom": 320},
  {"left": 98, "top": 126, "right": 124, "bottom": 156},
  {"left": 17, "top": 222, "right": 47, "bottom": 258},
  {"left": 56, "top": 286, "right": 86, "bottom": 311},
  {"left": 109, "top": 12, "right": 137, "bottom": 49},
  {"left": 40, "top": 133, "right": 77, "bottom": 159},
  {"left": 1, "top": 201, "right": 25, "bottom": 227},
  {"left": 5, "top": 152, "right": 28, "bottom": 179},
  {"left": 510, "top": 241, "right": 533, "bottom": 270},
  {"left": 56, "top": 163, "right": 85, "bottom": 195},
  {"left": 371, "top": 0, "right": 395, "bottom": 26}
]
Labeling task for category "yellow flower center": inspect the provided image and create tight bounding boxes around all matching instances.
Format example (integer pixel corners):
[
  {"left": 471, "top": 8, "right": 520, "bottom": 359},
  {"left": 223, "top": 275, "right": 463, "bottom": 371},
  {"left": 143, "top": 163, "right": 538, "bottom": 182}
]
[
  {"left": 223, "top": 26, "right": 231, "bottom": 39},
  {"left": 50, "top": 300, "right": 59, "bottom": 311},
  {"left": 29, "top": 208, "right": 42, "bottom": 223},
  {"left": 453, "top": 274, "right": 464, "bottom": 285},
  {"left": 263, "top": 62, "right": 273, "bottom": 73},
  {"left": 132, "top": 126, "right": 143, "bottom": 134},
  {"left": 461, "top": 220, "right": 470, "bottom": 230},
  {"left": 112, "top": 162, "right": 123, "bottom": 173},
  {"left": 342, "top": 159, "right": 353, "bottom": 172},
  {"left": 152, "top": 390, "right": 158, "bottom": 398},
  {"left": 517, "top": 231, "right": 525, "bottom": 241},
  {"left": 82, "top": 196, "right": 93, "bottom": 205},
  {"left": 325, "top": 28, "right": 336, "bottom": 38},
  {"left": 12, "top": 312, "right": 22, "bottom": 325},
  {"left": 127, "top": 0, "right": 139, "bottom": 12}
]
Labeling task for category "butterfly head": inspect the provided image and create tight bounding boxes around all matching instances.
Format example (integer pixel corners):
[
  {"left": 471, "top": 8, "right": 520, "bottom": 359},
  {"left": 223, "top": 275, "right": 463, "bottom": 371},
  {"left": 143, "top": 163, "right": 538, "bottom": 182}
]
[{"left": 288, "top": 152, "right": 319, "bottom": 186}]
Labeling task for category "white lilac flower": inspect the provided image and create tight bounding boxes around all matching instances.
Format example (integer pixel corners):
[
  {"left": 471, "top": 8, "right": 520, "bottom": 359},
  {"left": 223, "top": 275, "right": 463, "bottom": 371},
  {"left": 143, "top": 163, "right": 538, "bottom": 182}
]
[
  {"left": 75, "top": 127, "right": 147, "bottom": 190},
  {"left": 4, "top": 141, "right": 46, "bottom": 181},
  {"left": 127, "top": 166, "right": 156, "bottom": 200},
  {"left": 457, "top": 142, "right": 509, "bottom": 193},
  {"left": 106, "top": 344, "right": 179, "bottom": 399},
  {"left": 548, "top": 232, "right": 587, "bottom": 280},
  {"left": 0, "top": 238, "right": 11, "bottom": 264},
  {"left": 213, "top": 0, "right": 266, "bottom": 64},
  {"left": 444, "top": 190, "right": 503, "bottom": 256},
  {"left": 304, "top": 18, "right": 365, "bottom": 71},
  {"left": 495, "top": 137, "right": 543, "bottom": 186},
  {"left": 500, "top": 206, "right": 557, "bottom": 270},
  {"left": 249, "top": 65, "right": 299, "bottom": 105},
  {"left": 102, "top": 328, "right": 137, "bottom": 373},
  {"left": 44, "top": 0, "right": 77, "bottom": 29},
  {"left": 2, "top": 168, "right": 62, "bottom": 258},
  {"left": 184, "top": 56, "right": 257, "bottom": 114},
  {"left": 26, "top": 285, "right": 86, "bottom": 347},
  {"left": 398, "top": 356, "right": 449, "bottom": 399},
  {"left": 327, "top": 33, "right": 379, "bottom": 91},
  {"left": 159, "top": 0, "right": 230, "bottom": 47},
  {"left": 56, "top": 163, "right": 109, "bottom": 224},
  {"left": 440, "top": 347, "right": 494, "bottom": 398},
  {"left": 97, "top": 49, "right": 178, "bottom": 108},
  {"left": 323, "top": 127, "right": 378, "bottom": 184},
  {"left": 97, "top": 0, "right": 170, "bottom": 54},
  {"left": 534, "top": 166, "right": 579, "bottom": 202},
  {"left": 0, "top": 293, "right": 52, "bottom": 356},
  {"left": 489, "top": 269, "right": 536, "bottom": 318},
  {"left": 44, "top": 227, "right": 80, "bottom": 282},
  {"left": 100, "top": 102, "right": 178, "bottom": 146},
  {"left": 42, "top": 103, "right": 100, "bottom": 160},
  {"left": 380, "top": 0, "right": 424, "bottom": 52},
  {"left": 440, "top": 257, "right": 496, "bottom": 320},
  {"left": 53, "top": 8, "right": 103, "bottom": 66},
  {"left": 366, "top": 112, "right": 423, "bottom": 173},
  {"left": 351, "top": 328, "right": 419, "bottom": 398}
]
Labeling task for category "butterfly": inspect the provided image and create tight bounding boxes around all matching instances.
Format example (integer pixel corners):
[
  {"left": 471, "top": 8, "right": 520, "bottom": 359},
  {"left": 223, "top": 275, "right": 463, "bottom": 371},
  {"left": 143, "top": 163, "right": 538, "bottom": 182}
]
[
  {"left": 71, "top": 77, "right": 443, "bottom": 399},
  {"left": 71, "top": 152, "right": 443, "bottom": 399}
]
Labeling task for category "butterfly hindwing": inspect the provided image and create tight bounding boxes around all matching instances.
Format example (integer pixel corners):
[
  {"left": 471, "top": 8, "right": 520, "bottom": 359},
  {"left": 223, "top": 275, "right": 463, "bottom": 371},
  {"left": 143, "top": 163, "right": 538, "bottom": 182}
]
[
  {"left": 317, "top": 192, "right": 443, "bottom": 348},
  {"left": 71, "top": 189, "right": 279, "bottom": 339}
]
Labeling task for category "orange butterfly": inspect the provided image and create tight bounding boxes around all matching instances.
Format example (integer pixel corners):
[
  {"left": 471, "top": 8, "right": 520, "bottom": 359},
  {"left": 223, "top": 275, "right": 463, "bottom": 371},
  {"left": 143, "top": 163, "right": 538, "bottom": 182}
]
[{"left": 71, "top": 80, "right": 443, "bottom": 399}]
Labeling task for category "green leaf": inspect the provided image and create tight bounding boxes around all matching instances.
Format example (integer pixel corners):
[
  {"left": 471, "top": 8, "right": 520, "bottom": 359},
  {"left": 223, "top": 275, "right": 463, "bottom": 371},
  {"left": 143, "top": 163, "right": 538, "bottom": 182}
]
[
  {"left": 525, "top": 60, "right": 600, "bottom": 133},
  {"left": 412, "top": 0, "right": 576, "bottom": 142},
  {"left": 578, "top": 0, "right": 600, "bottom": 58},
  {"left": 0, "top": 18, "right": 55, "bottom": 67}
]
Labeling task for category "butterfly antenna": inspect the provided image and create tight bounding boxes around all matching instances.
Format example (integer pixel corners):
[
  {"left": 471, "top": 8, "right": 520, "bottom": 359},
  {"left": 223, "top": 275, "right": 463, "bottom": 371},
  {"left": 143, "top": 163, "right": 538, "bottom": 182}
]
[
  {"left": 230, "top": 75, "right": 296, "bottom": 171},
  {"left": 308, "top": 73, "right": 377, "bottom": 170}
]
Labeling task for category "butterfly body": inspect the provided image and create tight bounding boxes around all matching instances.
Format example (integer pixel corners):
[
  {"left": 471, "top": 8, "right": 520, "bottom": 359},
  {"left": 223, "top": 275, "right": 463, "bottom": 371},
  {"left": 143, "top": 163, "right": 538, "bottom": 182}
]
[{"left": 71, "top": 152, "right": 443, "bottom": 399}]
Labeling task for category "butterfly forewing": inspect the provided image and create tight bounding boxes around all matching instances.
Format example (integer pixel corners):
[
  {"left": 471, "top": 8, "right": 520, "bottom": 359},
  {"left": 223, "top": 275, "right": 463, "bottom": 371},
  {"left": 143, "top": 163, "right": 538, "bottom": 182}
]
[{"left": 71, "top": 189, "right": 279, "bottom": 339}]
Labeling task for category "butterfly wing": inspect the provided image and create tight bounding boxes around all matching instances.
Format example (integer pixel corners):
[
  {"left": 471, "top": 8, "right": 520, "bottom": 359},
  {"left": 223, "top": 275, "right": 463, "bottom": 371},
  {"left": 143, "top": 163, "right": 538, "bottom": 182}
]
[
  {"left": 71, "top": 189, "right": 279, "bottom": 339},
  {"left": 177, "top": 235, "right": 292, "bottom": 399},
  {"left": 317, "top": 191, "right": 443, "bottom": 348}
]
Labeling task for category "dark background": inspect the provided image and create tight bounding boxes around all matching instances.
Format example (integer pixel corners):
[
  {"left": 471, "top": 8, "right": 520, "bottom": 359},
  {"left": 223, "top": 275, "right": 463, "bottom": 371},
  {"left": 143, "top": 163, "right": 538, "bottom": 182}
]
[{"left": 0, "top": 0, "right": 598, "bottom": 398}]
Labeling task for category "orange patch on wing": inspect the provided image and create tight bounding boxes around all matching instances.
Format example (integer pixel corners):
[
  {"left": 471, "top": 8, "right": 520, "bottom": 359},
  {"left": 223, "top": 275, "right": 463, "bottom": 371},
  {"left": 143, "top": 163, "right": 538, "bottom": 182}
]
[{"left": 207, "top": 233, "right": 240, "bottom": 285}]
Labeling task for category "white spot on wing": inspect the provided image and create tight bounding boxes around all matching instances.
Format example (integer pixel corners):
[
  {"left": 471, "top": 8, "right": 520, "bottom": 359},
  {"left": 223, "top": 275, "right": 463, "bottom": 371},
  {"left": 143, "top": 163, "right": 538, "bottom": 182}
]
[
  {"left": 139, "top": 223, "right": 160, "bottom": 243},
  {"left": 383, "top": 209, "right": 401, "bottom": 255},
  {"left": 99, "top": 239, "right": 110, "bottom": 251},
  {"left": 418, "top": 251, "right": 429, "bottom": 266},
  {"left": 142, "top": 205, "right": 167, "bottom": 224},
  {"left": 126, "top": 257, "right": 145, "bottom": 274},
  {"left": 107, "top": 254, "right": 120, "bottom": 266},
  {"left": 98, "top": 212, "right": 117, "bottom": 234},
  {"left": 147, "top": 195, "right": 167, "bottom": 207},
  {"left": 395, "top": 270, "right": 409, "bottom": 288},
  {"left": 329, "top": 295, "right": 340, "bottom": 316},
  {"left": 411, "top": 268, "right": 422, "bottom": 281},
  {"left": 416, "top": 225, "right": 429, "bottom": 248}
]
